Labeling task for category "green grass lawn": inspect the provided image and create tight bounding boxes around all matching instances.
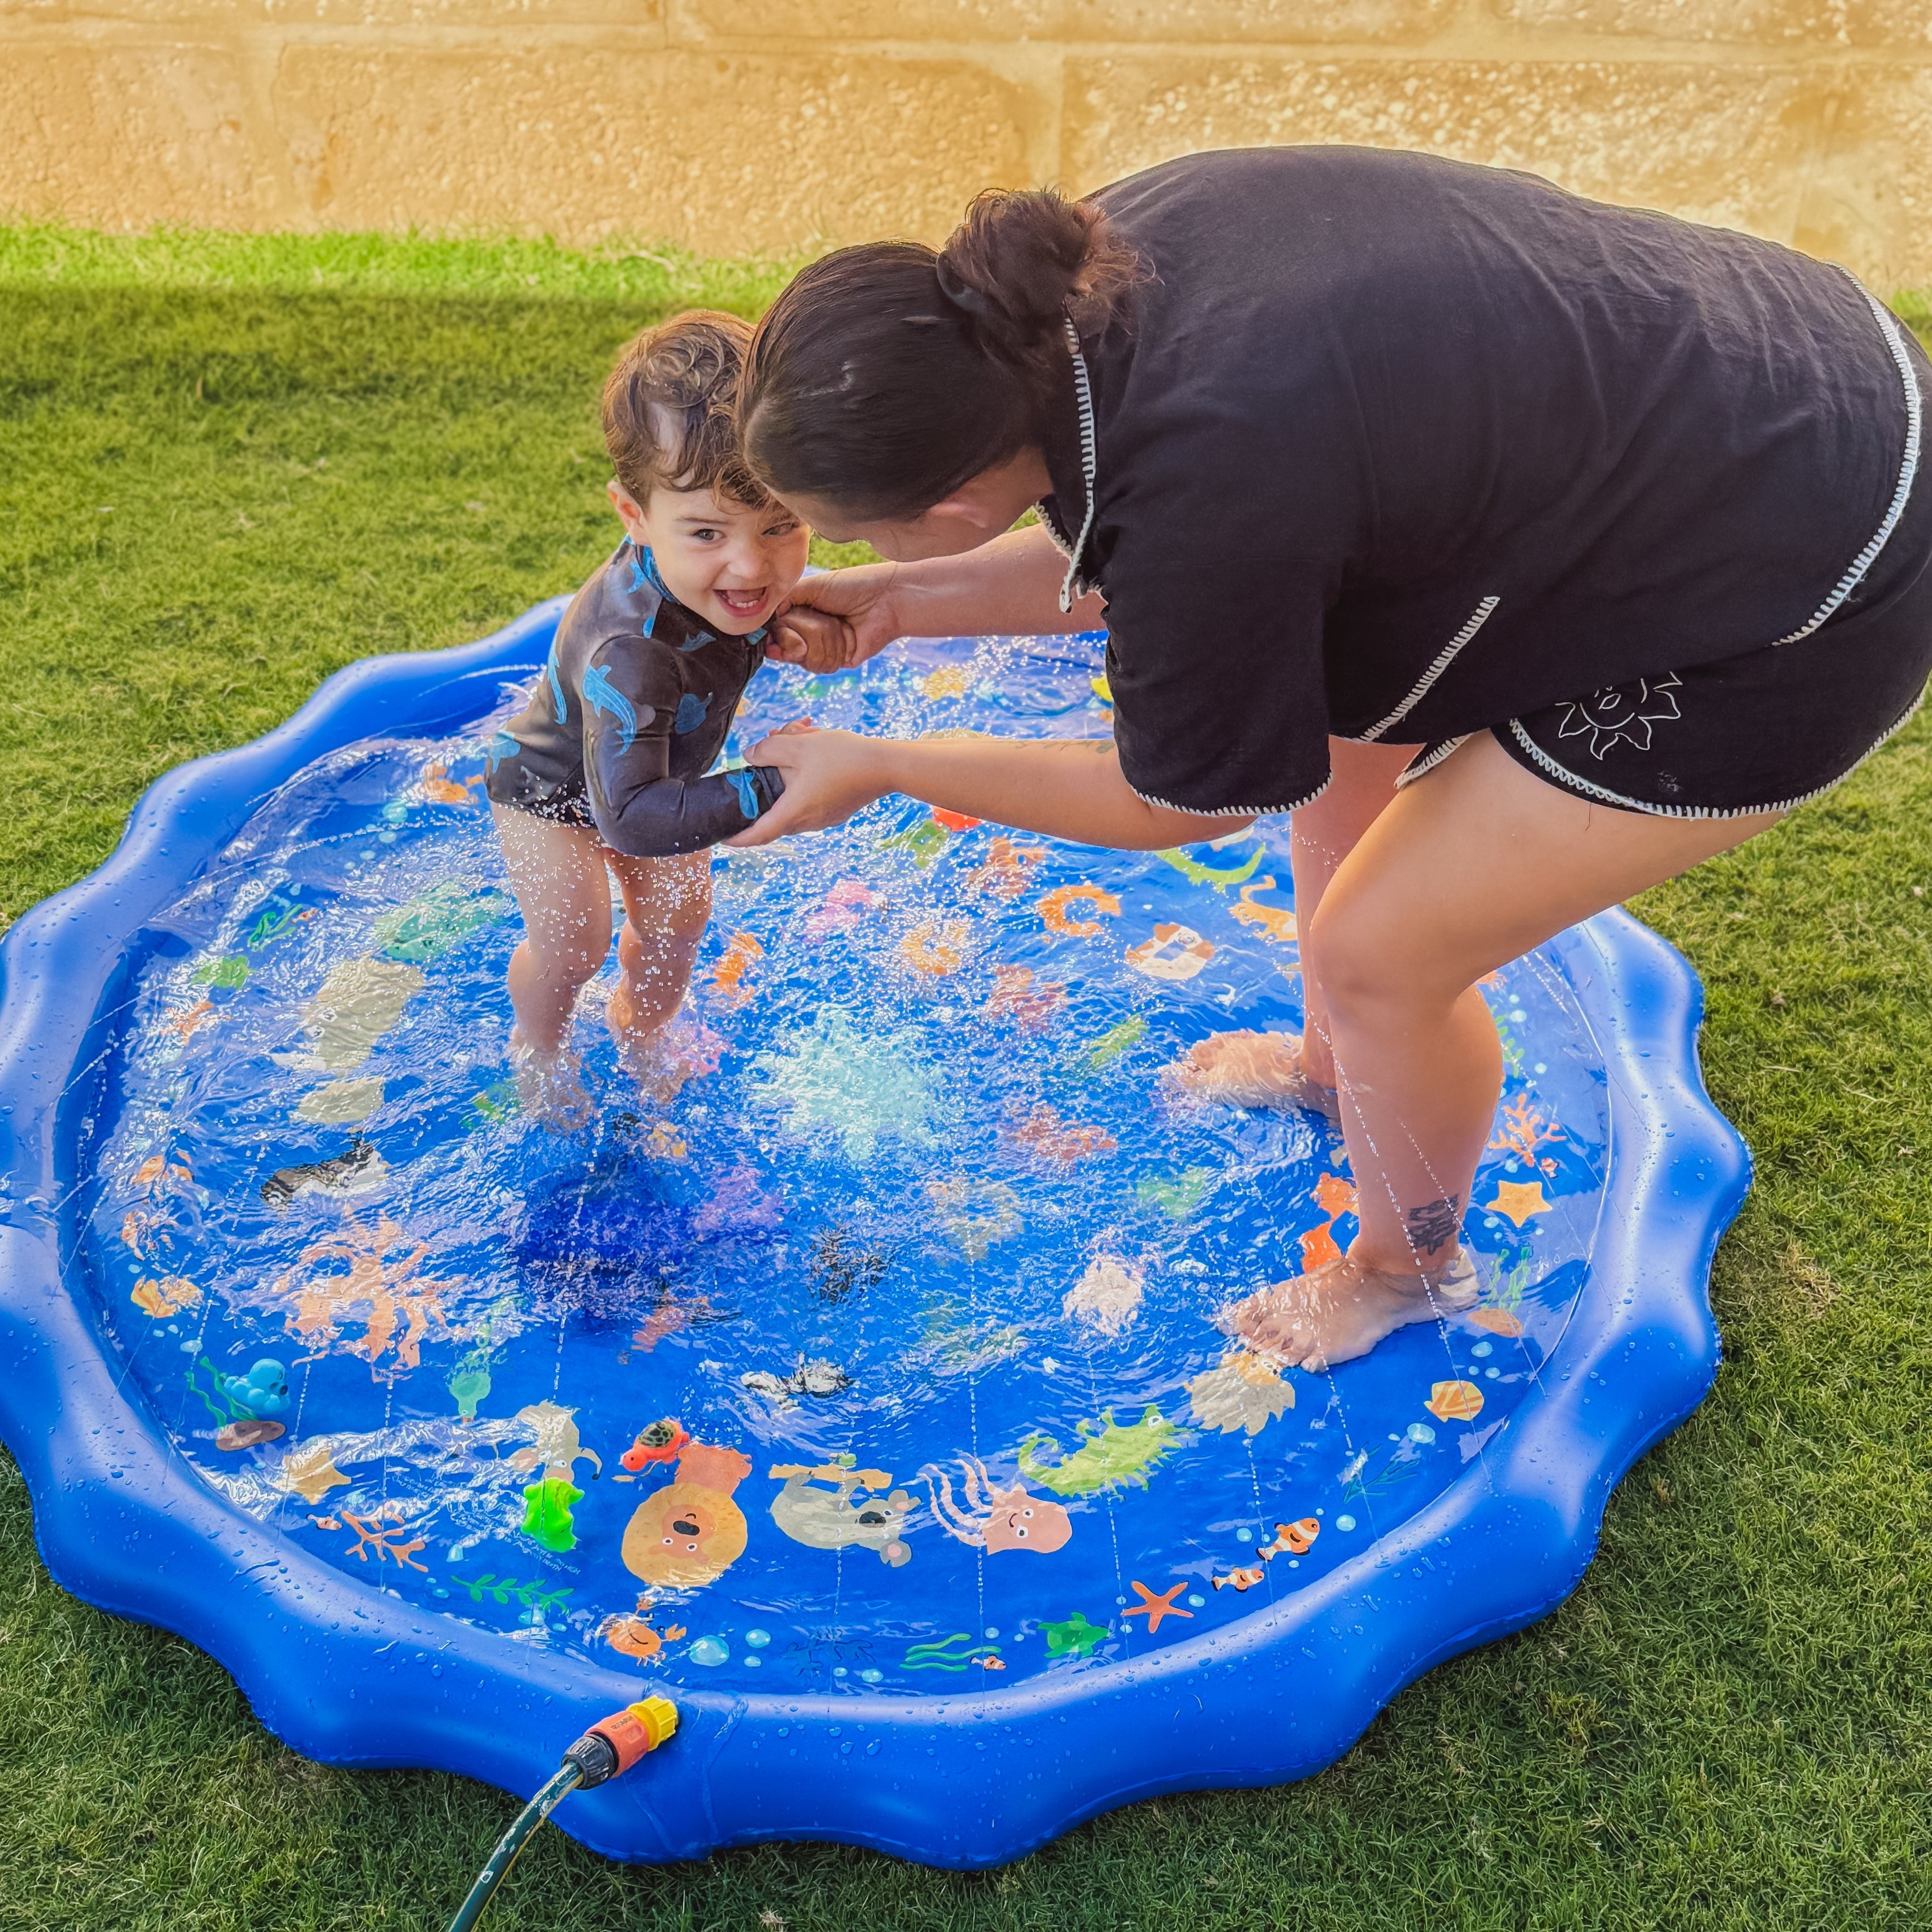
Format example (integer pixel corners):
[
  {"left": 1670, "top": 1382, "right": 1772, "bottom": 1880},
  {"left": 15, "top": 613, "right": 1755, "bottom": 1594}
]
[{"left": 1, "top": 227, "right": 1930, "bottom": 1931}]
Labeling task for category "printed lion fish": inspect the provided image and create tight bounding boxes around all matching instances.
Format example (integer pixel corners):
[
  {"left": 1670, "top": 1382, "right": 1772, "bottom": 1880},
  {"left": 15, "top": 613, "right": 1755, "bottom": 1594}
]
[
  {"left": 620, "top": 1434, "right": 754, "bottom": 1588},
  {"left": 922, "top": 1455, "right": 1072, "bottom": 1554},
  {"left": 769, "top": 1460, "right": 914, "bottom": 1567}
]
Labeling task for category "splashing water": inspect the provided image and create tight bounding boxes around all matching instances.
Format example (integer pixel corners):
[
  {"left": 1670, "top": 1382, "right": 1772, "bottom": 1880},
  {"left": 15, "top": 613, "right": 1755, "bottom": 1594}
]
[{"left": 75, "top": 633, "right": 1607, "bottom": 1693}]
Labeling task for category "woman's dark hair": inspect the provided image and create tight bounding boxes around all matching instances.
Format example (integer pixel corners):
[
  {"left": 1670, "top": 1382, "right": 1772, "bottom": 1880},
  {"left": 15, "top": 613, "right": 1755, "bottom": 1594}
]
[{"left": 739, "top": 188, "right": 1138, "bottom": 521}]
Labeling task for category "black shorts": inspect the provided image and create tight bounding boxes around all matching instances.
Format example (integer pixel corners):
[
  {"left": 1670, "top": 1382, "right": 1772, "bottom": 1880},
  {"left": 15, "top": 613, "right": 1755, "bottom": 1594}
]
[
  {"left": 1400, "top": 446, "right": 1932, "bottom": 818},
  {"left": 492, "top": 787, "right": 597, "bottom": 832}
]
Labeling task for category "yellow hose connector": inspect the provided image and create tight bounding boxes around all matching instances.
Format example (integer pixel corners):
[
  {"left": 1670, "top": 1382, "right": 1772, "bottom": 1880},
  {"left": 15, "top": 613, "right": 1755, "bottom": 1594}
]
[{"left": 629, "top": 1697, "right": 679, "bottom": 1753}]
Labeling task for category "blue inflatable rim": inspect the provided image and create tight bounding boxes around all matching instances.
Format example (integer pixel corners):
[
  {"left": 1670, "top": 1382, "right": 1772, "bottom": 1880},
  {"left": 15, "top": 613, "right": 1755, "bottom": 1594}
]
[{"left": 0, "top": 599, "right": 1748, "bottom": 1869}]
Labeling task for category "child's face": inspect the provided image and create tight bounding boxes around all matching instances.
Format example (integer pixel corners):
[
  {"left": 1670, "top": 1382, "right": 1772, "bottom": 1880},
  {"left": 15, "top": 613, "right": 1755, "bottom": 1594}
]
[{"left": 609, "top": 480, "right": 809, "bottom": 637}]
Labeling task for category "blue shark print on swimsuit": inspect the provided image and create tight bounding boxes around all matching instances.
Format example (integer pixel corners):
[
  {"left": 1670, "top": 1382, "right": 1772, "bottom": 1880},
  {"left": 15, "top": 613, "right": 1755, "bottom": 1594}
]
[
  {"left": 726, "top": 768, "right": 764, "bottom": 820},
  {"left": 633, "top": 546, "right": 673, "bottom": 637},
  {"left": 582, "top": 661, "right": 646, "bottom": 752},
  {"left": 544, "top": 649, "right": 567, "bottom": 725},
  {"left": 675, "top": 692, "right": 712, "bottom": 735},
  {"left": 676, "top": 628, "right": 718, "bottom": 655},
  {"left": 486, "top": 730, "right": 521, "bottom": 773}
]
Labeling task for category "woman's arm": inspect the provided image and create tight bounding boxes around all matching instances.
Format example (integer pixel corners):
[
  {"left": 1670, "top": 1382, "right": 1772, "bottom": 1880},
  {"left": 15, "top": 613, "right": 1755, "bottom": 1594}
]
[
  {"left": 769, "top": 524, "right": 1108, "bottom": 666},
  {"left": 726, "top": 724, "right": 1251, "bottom": 851}
]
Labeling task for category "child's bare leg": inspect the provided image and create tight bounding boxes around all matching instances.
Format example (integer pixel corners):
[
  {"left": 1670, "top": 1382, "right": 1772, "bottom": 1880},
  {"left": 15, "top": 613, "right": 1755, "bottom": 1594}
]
[
  {"left": 494, "top": 804, "right": 611, "bottom": 1123},
  {"left": 606, "top": 850, "right": 713, "bottom": 1097},
  {"left": 1170, "top": 739, "right": 1417, "bottom": 1108}
]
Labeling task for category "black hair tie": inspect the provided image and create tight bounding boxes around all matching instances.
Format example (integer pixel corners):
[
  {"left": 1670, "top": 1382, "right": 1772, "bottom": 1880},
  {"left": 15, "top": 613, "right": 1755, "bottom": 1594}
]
[{"left": 934, "top": 259, "right": 996, "bottom": 319}]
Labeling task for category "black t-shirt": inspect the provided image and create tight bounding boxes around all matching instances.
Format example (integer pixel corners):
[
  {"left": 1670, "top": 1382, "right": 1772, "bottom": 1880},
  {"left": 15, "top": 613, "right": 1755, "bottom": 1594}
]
[{"left": 1037, "top": 146, "right": 1924, "bottom": 815}]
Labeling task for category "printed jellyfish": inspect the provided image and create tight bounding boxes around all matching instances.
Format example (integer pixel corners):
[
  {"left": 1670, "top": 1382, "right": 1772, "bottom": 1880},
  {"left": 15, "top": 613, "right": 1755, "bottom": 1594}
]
[{"left": 922, "top": 1455, "right": 1072, "bottom": 1553}]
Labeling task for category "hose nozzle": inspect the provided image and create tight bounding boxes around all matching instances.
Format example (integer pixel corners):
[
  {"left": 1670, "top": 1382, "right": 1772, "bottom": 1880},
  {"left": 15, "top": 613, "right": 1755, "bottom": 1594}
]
[{"left": 561, "top": 1696, "right": 680, "bottom": 1789}]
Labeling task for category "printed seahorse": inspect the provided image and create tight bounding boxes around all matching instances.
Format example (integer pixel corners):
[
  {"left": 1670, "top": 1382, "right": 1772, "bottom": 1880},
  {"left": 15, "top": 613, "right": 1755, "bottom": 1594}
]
[
  {"left": 582, "top": 660, "right": 641, "bottom": 751},
  {"left": 1155, "top": 845, "right": 1264, "bottom": 892},
  {"left": 1228, "top": 876, "right": 1298, "bottom": 943},
  {"left": 1016, "top": 1405, "right": 1182, "bottom": 1498}
]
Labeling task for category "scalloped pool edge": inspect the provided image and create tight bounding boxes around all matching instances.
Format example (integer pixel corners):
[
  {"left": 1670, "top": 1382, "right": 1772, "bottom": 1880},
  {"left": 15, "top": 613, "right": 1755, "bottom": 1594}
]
[{"left": 0, "top": 602, "right": 1748, "bottom": 1868}]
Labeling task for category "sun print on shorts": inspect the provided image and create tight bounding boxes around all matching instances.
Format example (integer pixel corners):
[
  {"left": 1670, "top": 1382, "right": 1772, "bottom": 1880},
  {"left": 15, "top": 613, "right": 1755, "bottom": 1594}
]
[{"left": 1555, "top": 674, "right": 1683, "bottom": 760}]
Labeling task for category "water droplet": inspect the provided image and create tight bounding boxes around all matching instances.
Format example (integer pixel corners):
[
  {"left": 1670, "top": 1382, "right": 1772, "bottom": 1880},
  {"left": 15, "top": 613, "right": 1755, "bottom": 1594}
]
[
  {"left": 860, "top": 1669, "right": 883, "bottom": 1684},
  {"left": 745, "top": 1627, "right": 771, "bottom": 1648},
  {"left": 687, "top": 1635, "right": 729, "bottom": 1667},
  {"left": 744, "top": 1655, "right": 761, "bottom": 1667},
  {"left": 1187, "top": 1593, "right": 1205, "bottom": 1607},
  {"left": 984, "top": 1626, "right": 998, "bottom": 1639},
  {"left": 1471, "top": 1340, "right": 1494, "bottom": 1358},
  {"left": 1336, "top": 1514, "right": 1357, "bottom": 1532},
  {"left": 1406, "top": 1422, "right": 1436, "bottom": 1444},
  {"left": 1235, "top": 1526, "right": 1253, "bottom": 1543}
]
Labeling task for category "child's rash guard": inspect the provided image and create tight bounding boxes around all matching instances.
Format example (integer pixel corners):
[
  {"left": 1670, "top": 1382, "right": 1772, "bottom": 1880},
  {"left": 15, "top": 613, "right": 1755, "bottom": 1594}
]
[{"left": 485, "top": 540, "right": 784, "bottom": 856}]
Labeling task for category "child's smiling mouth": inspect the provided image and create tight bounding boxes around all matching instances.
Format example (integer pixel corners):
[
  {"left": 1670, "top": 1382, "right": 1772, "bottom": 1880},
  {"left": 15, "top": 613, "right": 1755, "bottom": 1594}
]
[{"left": 713, "top": 586, "right": 771, "bottom": 619}]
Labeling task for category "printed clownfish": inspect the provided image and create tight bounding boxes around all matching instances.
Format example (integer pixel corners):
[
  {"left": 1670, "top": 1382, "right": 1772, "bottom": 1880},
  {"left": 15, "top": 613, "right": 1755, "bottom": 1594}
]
[
  {"left": 1260, "top": 1517, "right": 1322, "bottom": 1560},
  {"left": 1212, "top": 1566, "right": 1266, "bottom": 1593}
]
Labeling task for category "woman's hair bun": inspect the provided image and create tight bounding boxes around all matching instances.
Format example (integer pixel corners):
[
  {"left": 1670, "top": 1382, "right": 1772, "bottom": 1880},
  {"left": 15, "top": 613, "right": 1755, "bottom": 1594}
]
[
  {"left": 934, "top": 187, "right": 1136, "bottom": 357},
  {"left": 737, "top": 186, "right": 1137, "bottom": 523}
]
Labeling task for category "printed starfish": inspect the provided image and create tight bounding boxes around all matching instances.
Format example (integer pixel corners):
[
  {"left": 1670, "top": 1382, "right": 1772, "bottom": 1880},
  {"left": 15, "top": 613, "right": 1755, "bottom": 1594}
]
[
  {"left": 1121, "top": 1580, "right": 1193, "bottom": 1634},
  {"left": 1484, "top": 1179, "right": 1551, "bottom": 1227}
]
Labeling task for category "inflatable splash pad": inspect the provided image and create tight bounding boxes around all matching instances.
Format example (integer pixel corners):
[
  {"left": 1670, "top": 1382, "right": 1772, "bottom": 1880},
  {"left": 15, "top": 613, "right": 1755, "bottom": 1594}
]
[{"left": 0, "top": 602, "right": 1746, "bottom": 1867}]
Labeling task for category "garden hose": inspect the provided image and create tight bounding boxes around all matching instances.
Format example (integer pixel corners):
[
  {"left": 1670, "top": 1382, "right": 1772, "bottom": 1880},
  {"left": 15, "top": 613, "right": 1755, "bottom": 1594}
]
[{"left": 444, "top": 1697, "right": 678, "bottom": 1932}]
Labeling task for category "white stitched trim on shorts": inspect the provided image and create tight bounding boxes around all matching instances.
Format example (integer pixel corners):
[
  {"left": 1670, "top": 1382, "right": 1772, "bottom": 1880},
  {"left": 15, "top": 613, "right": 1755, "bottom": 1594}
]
[
  {"left": 1504, "top": 691, "right": 1926, "bottom": 818},
  {"left": 1359, "top": 597, "right": 1501, "bottom": 741},
  {"left": 1393, "top": 735, "right": 1473, "bottom": 789},
  {"left": 1771, "top": 284, "right": 1923, "bottom": 648},
  {"left": 1129, "top": 778, "right": 1332, "bottom": 817}
]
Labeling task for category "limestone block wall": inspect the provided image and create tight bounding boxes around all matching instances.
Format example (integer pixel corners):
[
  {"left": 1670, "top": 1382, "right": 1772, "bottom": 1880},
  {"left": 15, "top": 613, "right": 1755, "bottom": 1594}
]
[{"left": 4, "top": 0, "right": 1931, "bottom": 289}]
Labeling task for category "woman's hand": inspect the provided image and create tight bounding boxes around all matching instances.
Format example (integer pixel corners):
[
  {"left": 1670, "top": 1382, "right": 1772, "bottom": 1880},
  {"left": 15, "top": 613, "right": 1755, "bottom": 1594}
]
[
  {"left": 766, "top": 564, "right": 903, "bottom": 668},
  {"left": 727, "top": 721, "right": 897, "bottom": 846}
]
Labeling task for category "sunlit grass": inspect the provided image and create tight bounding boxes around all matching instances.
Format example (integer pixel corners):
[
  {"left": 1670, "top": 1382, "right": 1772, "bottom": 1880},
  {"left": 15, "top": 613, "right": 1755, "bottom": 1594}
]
[{"left": 0, "top": 232, "right": 1928, "bottom": 1929}]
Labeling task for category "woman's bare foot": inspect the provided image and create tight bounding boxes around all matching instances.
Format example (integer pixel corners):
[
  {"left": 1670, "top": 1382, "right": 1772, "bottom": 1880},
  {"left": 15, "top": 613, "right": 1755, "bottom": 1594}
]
[
  {"left": 1167, "top": 1030, "right": 1340, "bottom": 1121},
  {"left": 1228, "top": 1248, "right": 1477, "bottom": 1371},
  {"left": 611, "top": 1000, "right": 722, "bottom": 1106},
  {"left": 509, "top": 1032, "right": 598, "bottom": 1132}
]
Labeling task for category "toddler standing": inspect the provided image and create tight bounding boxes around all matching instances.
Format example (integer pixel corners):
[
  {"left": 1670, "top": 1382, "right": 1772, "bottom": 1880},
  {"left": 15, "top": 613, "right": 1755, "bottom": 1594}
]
[{"left": 486, "top": 311, "right": 813, "bottom": 1126}]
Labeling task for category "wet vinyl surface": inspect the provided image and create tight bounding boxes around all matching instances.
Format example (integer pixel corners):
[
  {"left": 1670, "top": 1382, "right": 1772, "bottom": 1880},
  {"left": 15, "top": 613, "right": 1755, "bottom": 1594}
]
[{"left": 79, "top": 634, "right": 1607, "bottom": 1694}]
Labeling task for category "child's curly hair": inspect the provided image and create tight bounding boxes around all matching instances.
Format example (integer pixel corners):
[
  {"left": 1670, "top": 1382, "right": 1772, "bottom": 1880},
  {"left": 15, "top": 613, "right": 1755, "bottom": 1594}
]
[{"left": 602, "top": 310, "right": 772, "bottom": 509}]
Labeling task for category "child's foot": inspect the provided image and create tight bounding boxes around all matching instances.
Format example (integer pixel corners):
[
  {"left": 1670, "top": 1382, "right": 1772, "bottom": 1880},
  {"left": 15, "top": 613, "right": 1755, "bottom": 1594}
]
[
  {"left": 611, "top": 1001, "right": 722, "bottom": 1106},
  {"left": 1167, "top": 1031, "right": 1341, "bottom": 1121},
  {"left": 509, "top": 1036, "right": 598, "bottom": 1133},
  {"left": 1227, "top": 1247, "right": 1477, "bottom": 1371}
]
